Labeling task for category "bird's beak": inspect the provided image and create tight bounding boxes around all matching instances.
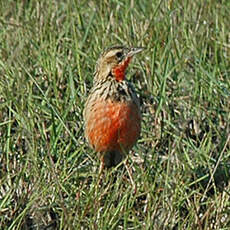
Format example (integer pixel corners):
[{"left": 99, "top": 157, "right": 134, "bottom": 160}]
[{"left": 127, "top": 47, "right": 144, "bottom": 57}]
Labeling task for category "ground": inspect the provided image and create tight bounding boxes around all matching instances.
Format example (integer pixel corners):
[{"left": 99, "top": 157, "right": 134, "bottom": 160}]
[{"left": 0, "top": 0, "right": 230, "bottom": 229}]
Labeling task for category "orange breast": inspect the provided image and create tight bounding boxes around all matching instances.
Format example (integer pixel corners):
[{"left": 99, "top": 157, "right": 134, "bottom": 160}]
[{"left": 85, "top": 99, "right": 141, "bottom": 153}]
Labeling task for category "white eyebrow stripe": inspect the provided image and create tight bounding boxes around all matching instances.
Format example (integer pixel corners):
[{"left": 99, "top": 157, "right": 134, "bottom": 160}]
[{"left": 105, "top": 49, "right": 122, "bottom": 58}]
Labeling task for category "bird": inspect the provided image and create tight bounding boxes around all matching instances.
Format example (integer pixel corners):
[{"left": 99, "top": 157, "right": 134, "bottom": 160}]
[{"left": 83, "top": 46, "right": 143, "bottom": 170}]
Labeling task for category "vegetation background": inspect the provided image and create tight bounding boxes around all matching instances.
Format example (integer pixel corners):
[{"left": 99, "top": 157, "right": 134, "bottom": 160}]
[{"left": 0, "top": 0, "right": 230, "bottom": 229}]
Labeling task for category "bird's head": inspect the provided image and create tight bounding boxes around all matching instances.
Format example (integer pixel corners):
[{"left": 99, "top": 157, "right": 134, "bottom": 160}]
[{"left": 94, "top": 46, "right": 143, "bottom": 82}]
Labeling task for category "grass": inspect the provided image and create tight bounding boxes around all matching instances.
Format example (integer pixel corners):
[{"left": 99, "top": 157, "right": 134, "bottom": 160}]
[{"left": 0, "top": 0, "right": 230, "bottom": 229}]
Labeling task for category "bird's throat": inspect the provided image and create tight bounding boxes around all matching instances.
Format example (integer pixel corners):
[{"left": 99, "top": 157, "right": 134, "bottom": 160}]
[{"left": 112, "top": 57, "right": 132, "bottom": 81}]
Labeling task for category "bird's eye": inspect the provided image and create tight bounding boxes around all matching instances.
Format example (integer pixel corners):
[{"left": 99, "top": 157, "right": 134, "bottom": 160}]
[{"left": 116, "top": 52, "right": 123, "bottom": 59}]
